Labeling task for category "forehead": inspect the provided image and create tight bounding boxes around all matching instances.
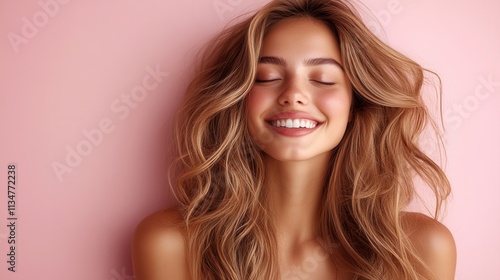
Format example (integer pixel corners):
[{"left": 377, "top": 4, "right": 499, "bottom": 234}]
[{"left": 260, "top": 17, "right": 341, "bottom": 59}]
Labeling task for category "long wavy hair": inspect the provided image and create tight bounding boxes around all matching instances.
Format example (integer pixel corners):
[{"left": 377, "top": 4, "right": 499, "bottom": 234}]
[{"left": 169, "top": 0, "right": 451, "bottom": 279}]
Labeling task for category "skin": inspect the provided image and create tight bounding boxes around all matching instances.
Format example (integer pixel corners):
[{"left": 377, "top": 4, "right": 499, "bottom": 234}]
[
  {"left": 246, "top": 17, "right": 353, "bottom": 279},
  {"left": 131, "top": 18, "right": 456, "bottom": 280}
]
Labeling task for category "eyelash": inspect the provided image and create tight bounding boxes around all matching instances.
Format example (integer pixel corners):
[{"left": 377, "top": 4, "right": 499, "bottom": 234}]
[
  {"left": 316, "top": 81, "right": 335, "bottom": 86},
  {"left": 255, "top": 79, "right": 280, "bottom": 83}
]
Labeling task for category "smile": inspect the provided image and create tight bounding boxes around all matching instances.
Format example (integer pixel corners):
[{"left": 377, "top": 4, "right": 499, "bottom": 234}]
[{"left": 270, "top": 119, "right": 318, "bottom": 129}]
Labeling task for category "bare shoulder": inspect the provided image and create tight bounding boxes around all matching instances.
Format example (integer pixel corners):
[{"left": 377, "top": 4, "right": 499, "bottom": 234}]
[
  {"left": 131, "top": 208, "right": 190, "bottom": 280},
  {"left": 402, "top": 212, "right": 457, "bottom": 280}
]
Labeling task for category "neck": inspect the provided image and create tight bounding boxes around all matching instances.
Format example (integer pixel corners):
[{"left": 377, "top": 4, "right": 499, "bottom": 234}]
[{"left": 264, "top": 153, "right": 332, "bottom": 245}]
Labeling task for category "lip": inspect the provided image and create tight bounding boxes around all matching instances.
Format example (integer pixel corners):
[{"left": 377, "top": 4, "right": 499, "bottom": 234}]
[{"left": 265, "top": 110, "right": 323, "bottom": 137}]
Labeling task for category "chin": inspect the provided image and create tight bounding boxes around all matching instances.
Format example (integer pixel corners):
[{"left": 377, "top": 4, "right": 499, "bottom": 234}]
[{"left": 263, "top": 148, "right": 333, "bottom": 163}]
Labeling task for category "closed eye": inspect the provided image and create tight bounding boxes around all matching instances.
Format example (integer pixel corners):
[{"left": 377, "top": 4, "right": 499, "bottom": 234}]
[
  {"left": 255, "top": 79, "right": 281, "bottom": 83},
  {"left": 313, "top": 80, "right": 336, "bottom": 86}
]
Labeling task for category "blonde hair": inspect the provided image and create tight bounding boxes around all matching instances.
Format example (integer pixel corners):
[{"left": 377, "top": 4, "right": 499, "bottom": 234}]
[{"left": 169, "top": 0, "right": 451, "bottom": 279}]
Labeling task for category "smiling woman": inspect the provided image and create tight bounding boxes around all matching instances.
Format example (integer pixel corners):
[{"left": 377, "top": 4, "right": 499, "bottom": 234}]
[
  {"left": 246, "top": 17, "right": 352, "bottom": 161},
  {"left": 131, "top": 0, "right": 456, "bottom": 279}
]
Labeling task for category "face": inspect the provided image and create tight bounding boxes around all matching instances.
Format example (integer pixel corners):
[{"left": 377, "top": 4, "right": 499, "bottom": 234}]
[{"left": 246, "top": 17, "right": 352, "bottom": 162}]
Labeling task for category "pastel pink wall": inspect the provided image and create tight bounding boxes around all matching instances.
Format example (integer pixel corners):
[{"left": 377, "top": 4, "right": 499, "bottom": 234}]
[{"left": 0, "top": 0, "right": 498, "bottom": 279}]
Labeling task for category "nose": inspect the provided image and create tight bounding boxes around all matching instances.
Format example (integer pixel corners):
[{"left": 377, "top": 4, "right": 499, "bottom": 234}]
[{"left": 277, "top": 79, "right": 309, "bottom": 106}]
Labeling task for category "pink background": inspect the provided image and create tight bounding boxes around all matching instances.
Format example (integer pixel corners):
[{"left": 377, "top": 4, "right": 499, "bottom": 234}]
[{"left": 1, "top": 0, "right": 499, "bottom": 279}]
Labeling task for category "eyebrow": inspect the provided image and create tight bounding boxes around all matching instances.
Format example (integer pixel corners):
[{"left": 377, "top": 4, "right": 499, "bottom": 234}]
[{"left": 258, "top": 56, "right": 344, "bottom": 70}]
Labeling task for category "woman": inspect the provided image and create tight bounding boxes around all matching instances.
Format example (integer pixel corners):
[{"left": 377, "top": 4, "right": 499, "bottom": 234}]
[{"left": 131, "top": 0, "right": 456, "bottom": 279}]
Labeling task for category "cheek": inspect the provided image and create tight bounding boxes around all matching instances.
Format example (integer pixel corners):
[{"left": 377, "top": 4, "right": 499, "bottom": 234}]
[
  {"left": 245, "top": 89, "right": 274, "bottom": 120},
  {"left": 245, "top": 89, "right": 262, "bottom": 117},
  {"left": 245, "top": 89, "right": 265, "bottom": 135},
  {"left": 245, "top": 89, "right": 277, "bottom": 147},
  {"left": 318, "top": 91, "right": 352, "bottom": 121}
]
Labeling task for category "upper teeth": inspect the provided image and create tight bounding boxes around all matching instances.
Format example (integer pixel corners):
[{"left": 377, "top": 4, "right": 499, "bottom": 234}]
[{"left": 272, "top": 119, "right": 318, "bottom": 128}]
